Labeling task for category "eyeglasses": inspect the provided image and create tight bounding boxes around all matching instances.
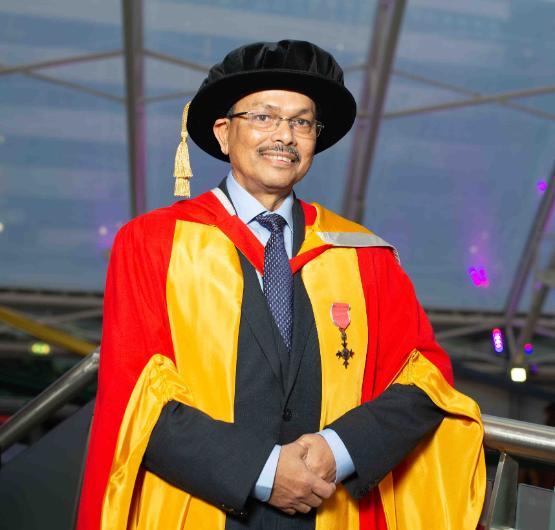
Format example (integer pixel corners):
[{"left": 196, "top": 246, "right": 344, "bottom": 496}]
[{"left": 227, "top": 111, "right": 324, "bottom": 138}]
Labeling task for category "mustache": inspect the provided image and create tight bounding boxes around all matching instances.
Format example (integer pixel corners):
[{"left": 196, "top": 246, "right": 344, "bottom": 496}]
[{"left": 257, "top": 144, "right": 300, "bottom": 162}]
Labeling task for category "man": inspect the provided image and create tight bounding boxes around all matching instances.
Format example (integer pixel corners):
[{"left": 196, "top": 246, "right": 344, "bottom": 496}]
[{"left": 77, "top": 40, "right": 485, "bottom": 530}]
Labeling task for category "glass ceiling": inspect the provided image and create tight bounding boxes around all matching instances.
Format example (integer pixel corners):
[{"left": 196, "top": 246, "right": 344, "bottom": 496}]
[{"left": 1, "top": 0, "right": 555, "bottom": 315}]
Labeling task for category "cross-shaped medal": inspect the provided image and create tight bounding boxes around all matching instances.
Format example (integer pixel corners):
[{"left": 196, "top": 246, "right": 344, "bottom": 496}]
[{"left": 336, "top": 329, "right": 354, "bottom": 368}]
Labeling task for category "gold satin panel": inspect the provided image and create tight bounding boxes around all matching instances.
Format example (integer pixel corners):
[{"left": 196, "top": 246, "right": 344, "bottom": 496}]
[
  {"left": 302, "top": 247, "right": 368, "bottom": 530},
  {"left": 165, "top": 221, "right": 244, "bottom": 530},
  {"left": 311, "top": 203, "right": 375, "bottom": 235},
  {"left": 166, "top": 221, "right": 242, "bottom": 423},
  {"left": 378, "top": 350, "right": 486, "bottom": 530},
  {"left": 101, "top": 354, "right": 195, "bottom": 528},
  {"left": 99, "top": 211, "right": 485, "bottom": 530},
  {"left": 101, "top": 221, "right": 244, "bottom": 530}
]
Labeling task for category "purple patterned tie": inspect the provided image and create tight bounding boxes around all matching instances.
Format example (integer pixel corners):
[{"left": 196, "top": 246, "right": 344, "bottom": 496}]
[{"left": 255, "top": 213, "right": 293, "bottom": 350}]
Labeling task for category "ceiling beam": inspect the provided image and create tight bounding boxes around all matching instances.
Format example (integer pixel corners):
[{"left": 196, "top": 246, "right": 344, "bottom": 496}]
[
  {"left": 452, "top": 360, "right": 555, "bottom": 402},
  {"left": 143, "top": 49, "right": 210, "bottom": 73},
  {"left": 341, "top": 0, "right": 407, "bottom": 222},
  {"left": 122, "top": 0, "right": 147, "bottom": 218},
  {"left": 383, "top": 83, "right": 555, "bottom": 120},
  {"left": 391, "top": 69, "right": 555, "bottom": 122},
  {"left": 0, "top": 290, "right": 102, "bottom": 308},
  {"left": 0, "top": 51, "right": 122, "bottom": 76},
  {"left": 142, "top": 90, "right": 196, "bottom": 104},
  {"left": 435, "top": 323, "right": 496, "bottom": 341},
  {"left": 504, "top": 161, "right": 555, "bottom": 359},
  {"left": 0, "top": 61, "right": 123, "bottom": 102},
  {"left": 37, "top": 308, "right": 103, "bottom": 325},
  {"left": 427, "top": 310, "right": 555, "bottom": 328},
  {"left": 343, "top": 64, "right": 555, "bottom": 121},
  {"left": 517, "top": 247, "right": 555, "bottom": 348}
]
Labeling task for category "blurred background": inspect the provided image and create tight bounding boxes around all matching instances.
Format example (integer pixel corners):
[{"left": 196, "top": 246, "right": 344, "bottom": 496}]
[{"left": 0, "top": 1, "right": 554, "bottom": 527}]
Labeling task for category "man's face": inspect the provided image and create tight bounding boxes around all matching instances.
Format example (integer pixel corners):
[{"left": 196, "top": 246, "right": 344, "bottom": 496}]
[{"left": 213, "top": 90, "right": 317, "bottom": 198}]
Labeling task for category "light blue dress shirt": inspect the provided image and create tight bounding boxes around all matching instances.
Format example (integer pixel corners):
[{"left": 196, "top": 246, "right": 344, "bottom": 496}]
[{"left": 225, "top": 173, "right": 355, "bottom": 502}]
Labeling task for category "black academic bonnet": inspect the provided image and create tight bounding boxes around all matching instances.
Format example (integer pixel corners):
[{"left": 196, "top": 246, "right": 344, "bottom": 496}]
[{"left": 187, "top": 40, "right": 357, "bottom": 161}]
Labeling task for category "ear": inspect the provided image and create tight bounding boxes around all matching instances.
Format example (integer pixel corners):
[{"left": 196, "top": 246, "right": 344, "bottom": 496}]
[{"left": 213, "top": 118, "right": 230, "bottom": 155}]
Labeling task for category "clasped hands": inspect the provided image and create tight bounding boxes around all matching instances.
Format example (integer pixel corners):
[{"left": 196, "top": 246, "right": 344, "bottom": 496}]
[{"left": 268, "top": 433, "right": 337, "bottom": 515}]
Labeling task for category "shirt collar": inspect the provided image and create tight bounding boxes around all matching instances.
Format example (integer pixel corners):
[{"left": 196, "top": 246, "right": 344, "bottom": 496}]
[{"left": 226, "top": 171, "right": 294, "bottom": 230}]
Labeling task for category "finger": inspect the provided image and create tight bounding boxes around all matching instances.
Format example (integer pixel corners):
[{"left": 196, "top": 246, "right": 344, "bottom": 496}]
[
  {"left": 283, "top": 508, "right": 296, "bottom": 516},
  {"left": 294, "top": 502, "right": 313, "bottom": 514},
  {"left": 311, "top": 477, "right": 336, "bottom": 499},
  {"left": 305, "top": 463, "right": 330, "bottom": 482},
  {"left": 309, "top": 467, "right": 335, "bottom": 483},
  {"left": 302, "top": 492, "right": 324, "bottom": 508}
]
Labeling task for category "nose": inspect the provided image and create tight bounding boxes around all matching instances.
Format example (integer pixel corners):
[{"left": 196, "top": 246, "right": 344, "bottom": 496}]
[{"left": 270, "top": 118, "right": 296, "bottom": 145}]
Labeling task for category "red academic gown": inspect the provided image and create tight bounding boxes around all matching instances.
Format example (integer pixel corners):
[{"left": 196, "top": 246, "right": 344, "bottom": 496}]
[{"left": 77, "top": 189, "right": 485, "bottom": 530}]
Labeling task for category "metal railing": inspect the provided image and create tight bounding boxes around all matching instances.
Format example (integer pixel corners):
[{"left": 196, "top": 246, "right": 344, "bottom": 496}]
[
  {"left": 0, "top": 353, "right": 553, "bottom": 530},
  {"left": 0, "top": 351, "right": 99, "bottom": 453},
  {"left": 482, "top": 414, "right": 555, "bottom": 530},
  {"left": 483, "top": 414, "right": 555, "bottom": 464}
]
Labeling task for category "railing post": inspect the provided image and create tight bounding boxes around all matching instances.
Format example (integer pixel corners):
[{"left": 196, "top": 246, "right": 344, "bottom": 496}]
[{"left": 486, "top": 452, "right": 519, "bottom": 530}]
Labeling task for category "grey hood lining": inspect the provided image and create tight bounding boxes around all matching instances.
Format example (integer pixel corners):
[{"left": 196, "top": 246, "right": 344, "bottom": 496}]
[{"left": 316, "top": 231, "right": 400, "bottom": 263}]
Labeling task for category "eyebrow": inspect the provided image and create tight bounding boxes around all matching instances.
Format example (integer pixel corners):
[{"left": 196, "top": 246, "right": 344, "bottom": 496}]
[{"left": 251, "top": 103, "right": 315, "bottom": 116}]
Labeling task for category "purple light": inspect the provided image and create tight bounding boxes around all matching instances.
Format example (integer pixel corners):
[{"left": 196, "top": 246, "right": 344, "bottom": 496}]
[
  {"left": 523, "top": 343, "right": 533, "bottom": 355},
  {"left": 529, "top": 363, "right": 539, "bottom": 375},
  {"left": 468, "top": 267, "right": 490, "bottom": 288},
  {"left": 492, "top": 328, "right": 504, "bottom": 354},
  {"left": 537, "top": 180, "right": 548, "bottom": 194}
]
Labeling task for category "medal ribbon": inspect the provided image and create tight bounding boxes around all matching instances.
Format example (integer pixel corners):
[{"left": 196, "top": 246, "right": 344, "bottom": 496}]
[{"left": 331, "top": 303, "right": 351, "bottom": 331}]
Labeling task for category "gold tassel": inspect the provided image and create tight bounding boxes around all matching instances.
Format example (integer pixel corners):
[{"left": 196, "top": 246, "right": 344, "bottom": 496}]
[{"left": 174, "top": 102, "right": 193, "bottom": 197}]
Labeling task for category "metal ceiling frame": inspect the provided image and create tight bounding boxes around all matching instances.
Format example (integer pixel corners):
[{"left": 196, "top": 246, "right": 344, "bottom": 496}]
[
  {"left": 143, "top": 89, "right": 196, "bottom": 104},
  {"left": 504, "top": 164, "right": 555, "bottom": 325},
  {"left": 143, "top": 49, "right": 209, "bottom": 73},
  {"left": 502, "top": 161, "right": 555, "bottom": 367},
  {"left": 122, "top": 0, "right": 147, "bottom": 218},
  {"left": 383, "top": 83, "right": 555, "bottom": 120},
  {"left": 1, "top": 2, "right": 555, "bottom": 370},
  {"left": 390, "top": 69, "right": 555, "bottom": 122},
  {"left": 344, "top": 63, "right": 555, "bottom": 121},
  {"left": 0, "top": 60, "right": 124, "bottom": 102},
  {"left": 0, "top": 50, "right": 122, "bottom": 76},
  {"left": 0, "top": 290, "right": 103, "bottom": 308},
  {"left": 340, "top": 0, "right": 407, "bottom": 223},
  {"left": 1, "top": 288, "right": 554, "bottom": 326},
  {"left": 36, "top": 308, "right": 104, "bottom": 325},
  {"left": 518, "top": 248, "right": 555, "bottom": 346}
]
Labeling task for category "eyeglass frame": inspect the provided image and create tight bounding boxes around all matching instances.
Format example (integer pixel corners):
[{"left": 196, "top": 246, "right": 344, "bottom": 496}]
[{"left": 226, "top": 110, "right": 324, "bottom": 138}]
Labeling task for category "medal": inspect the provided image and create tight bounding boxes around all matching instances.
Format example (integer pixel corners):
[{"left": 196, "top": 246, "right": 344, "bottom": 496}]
[{"left": 331, "top": 303, "right": 354, "bottom": 368}]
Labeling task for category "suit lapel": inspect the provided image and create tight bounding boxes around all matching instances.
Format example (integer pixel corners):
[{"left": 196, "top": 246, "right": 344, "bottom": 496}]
[
  {"left": 237, "top": 253, "right": 285, "bottom": 391},
  {"left": 286, "top": 200, "right": 316, "bottom": 398}
]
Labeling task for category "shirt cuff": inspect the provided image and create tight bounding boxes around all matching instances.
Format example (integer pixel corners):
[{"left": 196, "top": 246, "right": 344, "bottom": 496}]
[
  {"left": 319, "top": 428, "right": 356, "bottom": 483},
  {"left": 252, "top": 444, "right": 281, "bottom": 502}
]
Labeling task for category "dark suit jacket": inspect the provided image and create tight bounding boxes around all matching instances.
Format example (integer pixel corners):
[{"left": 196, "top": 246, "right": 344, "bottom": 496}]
[{"left": 143, "top": 188, "right": 445, "bottom": 529}]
